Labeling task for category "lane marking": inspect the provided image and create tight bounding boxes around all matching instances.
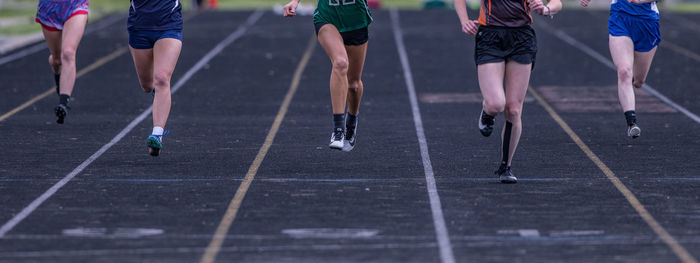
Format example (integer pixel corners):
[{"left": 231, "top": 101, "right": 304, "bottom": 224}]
[
  {"left": 0, "top": 10, "right": 265, "bottom": 239},
  {"left": 282, "top": 228, "right": 380, "bottom": 239},
  {"left": 0, "top": 12, "right": 199, "bottom": 123},
  {"left": 0, "top": 47, "right": 129, "bottom": 122},
  {"left": 536, "top": 21, "right": 700, "bottom": 124},
  {"left": 529, "top": 87, "right": 698, "bottom": 263},
  {"left": 199, "top": 33, "right": 317, "bottom": 263},
  {"left": 390, "top": 9, "right": 456, "bottom": 263},
  {"left": 0, "top": 13, "right": 125, "bottom": 65},
  {"left": 661, "top": 41, "right": 700, "bottom": 63}
]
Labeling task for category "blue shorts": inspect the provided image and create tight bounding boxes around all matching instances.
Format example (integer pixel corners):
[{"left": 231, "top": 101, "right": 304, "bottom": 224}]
[
  {"left": 608, "top": 12, "right": 661, "bottom": 52},
  {"left": 128, "top": 30, "right": 182, "bottom": 49}
]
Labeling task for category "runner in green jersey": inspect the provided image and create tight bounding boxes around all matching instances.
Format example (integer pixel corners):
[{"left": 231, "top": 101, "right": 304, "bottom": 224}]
[{"left": 284, "top": 0, "right": 372, "bottom": 152}]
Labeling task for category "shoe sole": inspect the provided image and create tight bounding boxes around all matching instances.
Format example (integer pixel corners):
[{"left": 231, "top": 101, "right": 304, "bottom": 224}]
[
  {"left": 500, "top": 176, "right": 517, "bottom": 184},
  {"left": 478, "top": 111, "right": 493, "bottom": 137},
  {"left": 342, "top": 141, "right": 355, "bottom": 152},
  {"left": 329, "top": 141, "right": 343, "bottom": 150},
  {"left": 54, "top": 105, "right": 67, "bottom": 124},
  {"left": 628, "top": 126, "right": 641, "bottom": 139},
  {"left": 147, "top": 136, "right": 162, "bottom": 156}
]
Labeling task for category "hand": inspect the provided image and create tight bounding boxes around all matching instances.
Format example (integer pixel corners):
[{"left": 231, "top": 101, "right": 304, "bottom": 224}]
[
  {"left": 580, "top": 0, "right": 590, "bottom": 7},
  {"left": 528, "top": 0, "right": 548, "bottom": 16},
  {"left": 461, "top": 20, "right": 478, "bottom": 36},
  {"left": 283, "top": 0, "right": 299, "bottom": 17}
]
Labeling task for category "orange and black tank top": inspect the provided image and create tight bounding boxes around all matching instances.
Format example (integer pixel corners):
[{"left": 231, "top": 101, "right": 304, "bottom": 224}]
[{"left": 478, "top": 0, "right": 533, "bottom": 27}]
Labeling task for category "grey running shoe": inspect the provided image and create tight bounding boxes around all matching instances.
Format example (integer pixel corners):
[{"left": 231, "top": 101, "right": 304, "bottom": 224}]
[
  {"left": 627, "top": 124, "right": 641, "bottom": 139},
  {"left": 329, "top": 128, "right": 344, "bottom": 150},
  {"left": 496, "top": 166, "right": 517, "bottom": 184},
  {"left": 343, "top": 119, "right": 357, "bottom": 152},
  {"left": 478, "top": 110, "right": 495, "bottom": 137}
]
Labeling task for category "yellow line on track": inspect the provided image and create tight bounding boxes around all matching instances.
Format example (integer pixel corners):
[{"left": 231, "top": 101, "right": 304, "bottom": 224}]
[
  {"left": 661, "top": 41, "right": 700, "bottom": 63},
  {"left": 199, "top": 35, "right": 317, "bottom": 263},
  {"left": 0, "top": 12, "right": 201, "bottom": 123},
  {"left": 528, "top": 87, "right": 698, "bottom": 263}
]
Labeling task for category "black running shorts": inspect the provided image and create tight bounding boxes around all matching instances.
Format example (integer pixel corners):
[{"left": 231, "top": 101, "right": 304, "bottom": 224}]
[
  {"left": 315, "top": 23, "right": 369, "bottom": 46},
  {"left": 474, "top": 25, "right": 537, "bottom": 69}
]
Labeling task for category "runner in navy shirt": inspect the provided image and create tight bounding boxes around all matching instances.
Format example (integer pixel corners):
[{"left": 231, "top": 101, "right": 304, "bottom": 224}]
[{"left": 128, "top": 0, "right": 183, "bottom": 156}]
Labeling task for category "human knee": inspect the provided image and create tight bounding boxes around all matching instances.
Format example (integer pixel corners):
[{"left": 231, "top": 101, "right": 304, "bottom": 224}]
[
  {"left": 60, "top": 48, "right": 76, "bottom": 64},
  {"left": 505, "top": 104, "right": 522, "bottom": 121},
  {"left": 348, "top": 79, "right": 363, "bottom": 92},
  {"left": 153, "top": 72, "right": 171, "bottom": 89},
  {"left": 632, "top": 78, "right": 644, "bottom": 88},
  {"left": 332, "top": 58, "right": 349, "bottom": 74},
  {"left": 617, "top": 66, "right": 633, "bottom": 83},
  {"left": 48, "top": 55, "right": 61, "bottom": 67},
  {"left": 483, "top": 98, "right": 505, "bottom": 114}
]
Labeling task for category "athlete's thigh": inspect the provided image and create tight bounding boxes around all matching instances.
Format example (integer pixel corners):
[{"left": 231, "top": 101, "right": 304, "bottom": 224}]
[
  {"left": 633, "top": 46, "right": 657, "bottom": 81},
  {"left": 345, "top": 42, "right": 368, "bottom": 82},
  {"left": 129, "top": 47, "right": 154, "bottom": 84},
  {"left": 153, "top": 38, "right": 182, "bottom": 78},
  {"left": 317, "top": 25, "right": 348, "bottom": 63},
  {"left": 609, "top": 35, "right": 635, "bottom": 69},
  {"left": 42, "top": 28, "right": 62, "bottom": 56},
  {"left": 477, "top": 62, "right": 506, "bottom": 100},
  {"left": 60, "top": 14, "right": 87, "bottom": 52},
  {"left": 504, "top": 61, "right": 531, "bottom": 104}
]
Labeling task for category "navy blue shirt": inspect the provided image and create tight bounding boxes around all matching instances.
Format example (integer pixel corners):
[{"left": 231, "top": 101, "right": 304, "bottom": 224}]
[{"left": 128, "top": 0, "right": 183, "bottom": 31}]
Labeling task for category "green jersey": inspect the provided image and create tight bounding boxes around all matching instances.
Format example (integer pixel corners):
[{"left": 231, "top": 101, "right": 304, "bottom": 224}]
[{"left": 313, "top": 0, "right": 373, "bottom": 33}]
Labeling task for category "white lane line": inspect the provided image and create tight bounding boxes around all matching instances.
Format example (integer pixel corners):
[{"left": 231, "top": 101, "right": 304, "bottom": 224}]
[
  {"left": 0, "top": 13, "right": 125, "bottom": 66},
  {"left": 535, "top": 21, "right": 700, "bottom": 124},
  {"left": 390, "top": 9, "right": 456, "bottom": 263},
  {"left": 0, "top": 10, "right": 265, "bottom": 239}
]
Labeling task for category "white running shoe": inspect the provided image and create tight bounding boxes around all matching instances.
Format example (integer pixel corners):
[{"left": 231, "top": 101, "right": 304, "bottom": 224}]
[{"left": 329, "top": 128, "right": 344, "bottom": 150}]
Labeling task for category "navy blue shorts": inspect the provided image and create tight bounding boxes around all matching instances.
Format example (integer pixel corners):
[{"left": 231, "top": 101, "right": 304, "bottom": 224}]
[
  {"left": 128, "top": 29, "right": 182, "bottom": 49},
  {"left": 608, "top": 12, "right": 661, "bottom": 52}
]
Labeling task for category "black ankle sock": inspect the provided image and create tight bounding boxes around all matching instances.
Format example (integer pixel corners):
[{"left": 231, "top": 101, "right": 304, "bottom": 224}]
[
  {"left": 54, "top": 74, "right": 61, "bottom": 94},
  {"left": 347, "top": 113, "right": 357, "bottom": 128},
  {"left": 501, "top": 121, "right": 513, "bottom": 166},
  {"left": 624, "top": 110, "right": 637, "bottom": 126},
  {"left": 59, "top": 94, "right": 70, "bottom": 105},
  {"left": 333, "top": 114, "right": 345, "bottom": 131}
]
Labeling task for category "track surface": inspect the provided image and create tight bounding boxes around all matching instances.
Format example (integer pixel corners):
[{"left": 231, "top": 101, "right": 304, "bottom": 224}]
[{"left": 0, "top": 8, "right": 698, "bottom": 263}]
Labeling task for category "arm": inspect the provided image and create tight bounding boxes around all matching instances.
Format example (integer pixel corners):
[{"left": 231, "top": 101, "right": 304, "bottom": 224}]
[
  {"left": 454, "top": 0, "right": 478, "bottom": 35},
  {"left": 530, "top": 0, "right": 562, "bottom": 17},
  {"left": 283, "top": 0, "right": 300, "bottom": 17}
]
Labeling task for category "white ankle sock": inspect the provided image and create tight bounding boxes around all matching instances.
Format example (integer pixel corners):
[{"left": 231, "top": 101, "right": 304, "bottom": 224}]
[{"left": 152, "top": 126, "right": 164, "bottom": 136}]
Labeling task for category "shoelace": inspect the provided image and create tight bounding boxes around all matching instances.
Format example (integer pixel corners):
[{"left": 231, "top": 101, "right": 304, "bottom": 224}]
[
  {"left": 149, "top": 130, "right": 170, "bottom": 141},
  {"left": 482, "top": 114, "right": 495, "bottom": 126},
  {"left": 333, "top": 129, "right": 344, "bottom": 141}
]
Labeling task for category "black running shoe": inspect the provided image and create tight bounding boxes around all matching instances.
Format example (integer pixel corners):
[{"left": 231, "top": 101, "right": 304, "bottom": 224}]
[
  {"left": 343, "top": 119, "right": 358, "bottom": 152},
  {"left": 627, "top": 123, "right": 641, "bottom": 139},
  {"left": 329, "top": 128, "right": 344, "bottom": 150},
  {"left": 54, "top": 103, "right": 69, "bottom": 124},
  {"left": 495, "top": 166, "right": 517, "bottom": 184},
  {"left": 478, "top": 110, "right": 495, "bottom": 137}
]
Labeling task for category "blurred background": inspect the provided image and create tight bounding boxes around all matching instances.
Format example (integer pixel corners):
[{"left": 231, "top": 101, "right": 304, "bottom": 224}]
[{"left": 0, "top": 0, "right": 698, "bottom": 54}]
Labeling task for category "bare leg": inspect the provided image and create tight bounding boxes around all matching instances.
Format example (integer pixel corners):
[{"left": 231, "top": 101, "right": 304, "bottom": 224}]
[
  {"left": 129, "top": 47, "right": 155, "bottom": 93},
  {"left": 609, "top": 35, "right": 636, "bottom": 112},
  {"left": 57, "top": 14, "right": 88, "bottom": 96},
  {"left": 345, "top": 42, "right": 368, "bottom": 115},
  {"left": 632, "top": 47, "right": 657, "bottom": 89},
  {"left": 42, "top": 29, "right": 62, "bottom": 74},
  {"left": 502, "top": 61, "right": 531, "bottom": 166},
  {"left": 151, "top": 38, "right": 181, "bottom": 128},
  {"left": 477, "top": 62, "right": 506, "bottom": 116},
  {"left": 317, "top": 24, "right": 349, "bottom": 115}
]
